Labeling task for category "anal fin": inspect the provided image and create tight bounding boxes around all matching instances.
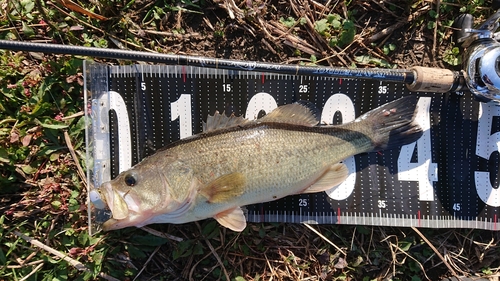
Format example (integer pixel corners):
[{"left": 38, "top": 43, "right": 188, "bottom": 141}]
[
  {"left": 301, "top": 163, "right": 349, "bottom": 193},
  {"left": 214, "top": 207, "right": 247, "bottom": 232}
]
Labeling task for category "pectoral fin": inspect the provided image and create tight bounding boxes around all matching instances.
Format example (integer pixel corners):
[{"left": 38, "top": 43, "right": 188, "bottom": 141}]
[
  {"left": 301, "top": 163, "right": 349, "bottom": 193},
  {"left": 111, "top": 190, "right": 129, "bottom": 220},
  {"left": 199, "top": 172, "right": 246, "bottom": 203},
  {"left": 214, "top": 207, "right": 247, "bottom": 232}
]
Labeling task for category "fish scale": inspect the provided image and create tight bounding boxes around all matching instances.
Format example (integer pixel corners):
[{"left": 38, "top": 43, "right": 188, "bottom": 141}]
[{"left": 174, "top": 128, "right": 346, "bottom": 193}]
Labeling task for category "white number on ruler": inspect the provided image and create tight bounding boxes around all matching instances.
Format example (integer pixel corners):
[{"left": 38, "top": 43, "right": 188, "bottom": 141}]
[
  {"left": 378, "top": 200, "right": 387, "bottom": 209},
  {"left": 475, "top": 103, "right": 500, "bottom": 206},
  {"left": 299, "top": 85, "right": 309, "bottom": 93},
  {"left": 378, "top": 85, "right": 388, "bottom": 94},
  {"left": 321, "top": 93, "right": 357, "bottom": 200},
  {"left": 170, "top": 94, "right": 193, "bottom": 139},
  {"left": 223, "top": 84, "right": 232, "bottom": 92},
  {"left": 298, "top": 198, "right": 308, "bottom": 207},
  {"left": 245, "top": 92, "right": 278, "bottom": 120},
  {"left": 397, "top": 97, "right": 437, "bottom": 201}
]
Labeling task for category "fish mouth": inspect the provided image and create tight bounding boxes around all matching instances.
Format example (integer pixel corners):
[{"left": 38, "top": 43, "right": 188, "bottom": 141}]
[
  {"left": 98, "top": 182, "right": 162, "bottom": 231},
  {"left": 101, "top": 187, "right": 197, "bottom": 231},
  {"left": 99, "top": 182, "right": 131, "bottom": 220}
]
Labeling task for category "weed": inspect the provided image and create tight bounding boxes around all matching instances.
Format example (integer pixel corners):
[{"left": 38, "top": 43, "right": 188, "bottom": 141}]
[
  {"left": 314, "top": 14, "right": 356, "bottom": 48},
  {"left": 443, "top": 46, "right": 462, "bottom": 66},
  {"left": 383, "top": 43, "right": 396, "bottom": 55},
  {"left": 355, "top": 55, "right": 395, "bottom": 68},
  {"left": 279, "top": 16, "right": 306, "bottom": 28},
  {"left": 142, "top": 0, "right": 202, "bottom": 27}
]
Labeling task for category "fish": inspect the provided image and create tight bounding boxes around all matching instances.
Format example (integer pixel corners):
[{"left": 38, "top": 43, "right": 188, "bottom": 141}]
[{"left": 95, "top": 96, "right": 423, "bottom": 232}]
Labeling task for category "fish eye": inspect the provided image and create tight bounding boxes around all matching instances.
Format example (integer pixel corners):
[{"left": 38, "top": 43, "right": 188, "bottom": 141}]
[{"left": 124, "top": 172, "right": 138, "bottom": 186}]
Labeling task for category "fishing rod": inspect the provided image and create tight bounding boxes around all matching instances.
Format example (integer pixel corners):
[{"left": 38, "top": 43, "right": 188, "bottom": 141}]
[
  {"left": 0, "top": 39, "right": 463, "bottom": 93},
  {"left": 1, "top": 7, "right": 500, "bottom": 101}
]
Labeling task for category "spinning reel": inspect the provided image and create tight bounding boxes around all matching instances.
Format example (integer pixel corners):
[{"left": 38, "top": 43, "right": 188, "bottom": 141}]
[{"left": 456, "top": 2, "right": 500, "bottom": 102}]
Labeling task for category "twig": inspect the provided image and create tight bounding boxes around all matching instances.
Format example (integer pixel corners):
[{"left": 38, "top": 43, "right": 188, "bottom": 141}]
[
  {"left": 61, "top": 111, "right": 84, "bottom": 121},
  {"left": 382, "top": 233, "right": 397, "bottom": 278},
  {"left": 265, "top": 253, "right": 277, "bottom": 278},
  {"left": 19, "top": 262, "right": 44, "bottom": 281},
  {"left": 266, "top": 21, "right": 321, "bottom": 56},
  {"left": 367, "top": 21, "right": 406, "bottom": 43},
  {"left": 189, "top": 251, "right": 215, "bottom": 280},
  {"left": 133, "top": 245, "right": 161, "bottom": 281},
  {"left": 140, "top": 226, "right": 183, "bottom": 242},
  {"left": 206, "top": 236, "right": 230, "bottom": 280},
  {"left": 63, "top": 130, "right": 95, "bottom": 237},
  {"left": 143, "top": 29, "right": 201, "bottom": 39},
  {"left": 195, "top": 222, "right": 230, "bottom": 281},
  {"left": 63, "top": 130, "right": 87, "bottom": 188},
  {"left": 303, "top": 223, "right": 347, "bottom": 256},
  {"left": 432, "top": 0, "right": 440, "bottom": 65},
  {"left": 5, "top": 259, "right": 44, "bottom": 269},
  {"left": 46, "top": 1, "right": 155, "bottom": 53},
  {"left": 366, "top": 6, "right": 428, "bottom": 44},
  {"left": 388, "top": 241, "right": 431, "bottom": 281},
  {"left": 318, "top": 0, "right": 338, "bottom": 20},
  {"left": 370, "top": 0, "right": 401, "bottom": 18},
  {"left": 411, "top": 226, "right": 458, "bottom": 277},
  {"left": 13, "top": 231, "right": 120, "bottom": 281}
]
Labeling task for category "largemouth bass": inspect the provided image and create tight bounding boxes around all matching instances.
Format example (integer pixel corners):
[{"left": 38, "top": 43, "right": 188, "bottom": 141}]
[{"left": 95, "top": 96, "right": 423, "bottom": 231}]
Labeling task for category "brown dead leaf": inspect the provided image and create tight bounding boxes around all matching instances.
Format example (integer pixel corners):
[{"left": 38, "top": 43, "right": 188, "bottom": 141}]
[
  {"left": 58, "top": 0, "right": 108, "bottom": 21},
  {"left": 334, "top": 257, "right": 348, "bottom": 269},
  {"left": 22, "top": 134, "right": 33, "bottom": 147},
  {"left": 10, "top": 130, "right": 19, "bottom": 143},
  {"left": 26, "top": 125, "right": 42, "bottom": 134}
]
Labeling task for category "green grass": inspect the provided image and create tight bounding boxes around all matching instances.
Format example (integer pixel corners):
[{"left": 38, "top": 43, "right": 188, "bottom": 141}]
[{"left": 2, "top": 0, "right": 500, "bottom": 280}]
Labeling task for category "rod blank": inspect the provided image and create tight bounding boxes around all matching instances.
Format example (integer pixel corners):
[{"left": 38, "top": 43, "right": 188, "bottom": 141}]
[{"left": 0, "top": 40, "right": 415, "bottom": 84}]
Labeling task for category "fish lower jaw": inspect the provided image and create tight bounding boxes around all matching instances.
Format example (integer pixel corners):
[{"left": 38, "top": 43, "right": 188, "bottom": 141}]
[
  {"left": 103, "top": 200, "right": 198, "bottom": 231},
  {"left": 101, "top": 211, "right": 150, "bottom": 231}
]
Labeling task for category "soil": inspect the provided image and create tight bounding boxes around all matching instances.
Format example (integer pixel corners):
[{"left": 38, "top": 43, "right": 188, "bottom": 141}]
[{"left": 119, "top": 0, "right": 453, "bottom": 69}]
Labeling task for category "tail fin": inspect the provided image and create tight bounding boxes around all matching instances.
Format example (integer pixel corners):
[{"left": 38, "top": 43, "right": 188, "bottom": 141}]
[{"left": 360, "top": 96, "right": 423, "bottom": 151}]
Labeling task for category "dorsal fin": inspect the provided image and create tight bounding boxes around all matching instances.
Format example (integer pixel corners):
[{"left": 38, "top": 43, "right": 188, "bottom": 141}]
[
  {"left": 259, "top": 101, "right": 319, "bottom": 127},
  {"left": 203, "top": 111, "right": 252, "bottom": 132}
]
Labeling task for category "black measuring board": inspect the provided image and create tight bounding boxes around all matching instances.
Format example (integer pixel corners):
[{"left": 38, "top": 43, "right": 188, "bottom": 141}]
[{"left": 85, "top": 62, "right": 500, "bottom": 230}]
